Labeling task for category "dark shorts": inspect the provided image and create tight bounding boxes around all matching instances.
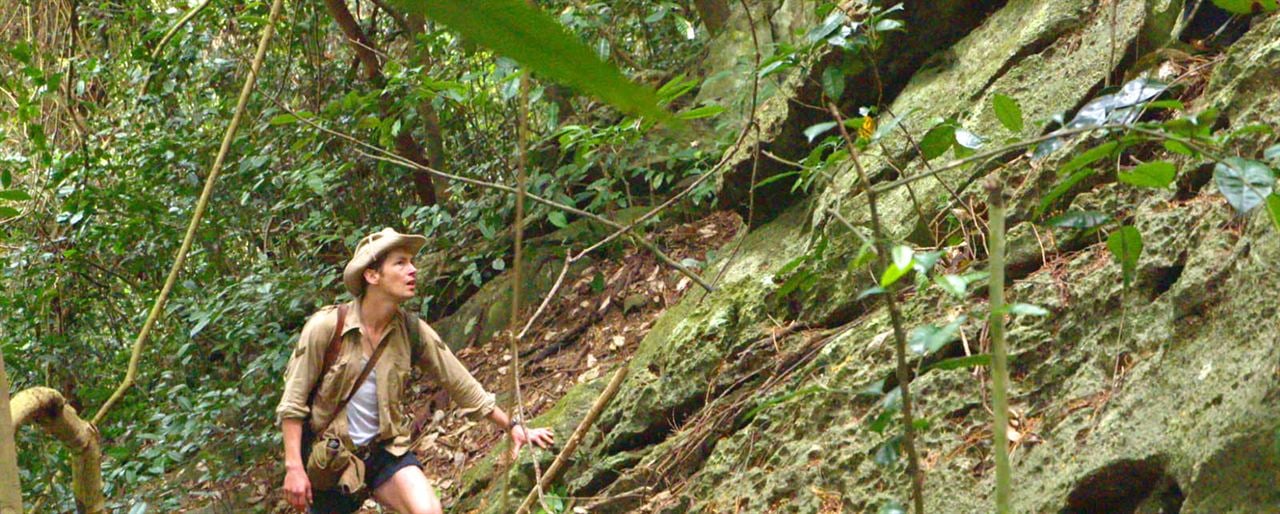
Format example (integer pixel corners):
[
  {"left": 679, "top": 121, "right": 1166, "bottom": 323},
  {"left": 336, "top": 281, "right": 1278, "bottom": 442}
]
[{"left": 308, "top": 448, "right": 422, "bottom": 514}]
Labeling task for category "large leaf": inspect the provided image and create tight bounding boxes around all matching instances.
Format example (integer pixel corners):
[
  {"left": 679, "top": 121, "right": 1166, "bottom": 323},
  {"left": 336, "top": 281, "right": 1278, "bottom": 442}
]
[
  {"left": 1035, "top": 77, "right": 1167, "bottom": 158},
  {"left": 1107, "top": 225, "right": 1143, "bottom": 288},
  {"left": 992, "top": 94, "right": 1023, "bottom": 133},
  {"left": 1214, "top": 157, "right": 1275, "bottom": 214},
  {"left": 394, "top": 0, "right": 669, "bottom": 122},
  {"left": 1119, "top": 160, "right": 1177, "bottom": 189}
]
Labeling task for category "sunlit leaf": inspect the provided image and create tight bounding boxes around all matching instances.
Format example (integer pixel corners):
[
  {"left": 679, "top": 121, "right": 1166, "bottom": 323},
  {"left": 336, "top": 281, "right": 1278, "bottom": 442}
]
[
  {"left": 1047, "top": 210, "right": 1109, "bottom": 229},
  {"left": 1006, "top": 303, "right": 1049, "bottom": 316},
  {"left": 394, "top": 0, "right": 670, "bottom": 122},
  {"left": 804, "top": 122, "right": 838, "bottom": 143},
  {"left": 1119, "top": 160, "right": 1177, "bottom": 189},
  {"left": 992, "top": 94, "right": 1023, "bottom": 133}
]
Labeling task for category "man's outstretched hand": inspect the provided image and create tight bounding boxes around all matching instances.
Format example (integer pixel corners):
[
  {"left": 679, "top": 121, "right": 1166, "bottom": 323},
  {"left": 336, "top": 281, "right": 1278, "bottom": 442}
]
[{"left": 510, "top": 425, "right": 555, "bottom": 459}]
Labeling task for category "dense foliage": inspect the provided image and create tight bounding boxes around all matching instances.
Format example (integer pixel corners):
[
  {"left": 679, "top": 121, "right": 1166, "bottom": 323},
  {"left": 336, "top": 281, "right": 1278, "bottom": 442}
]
[{"left": 0, "top": 0, "right": 721, "bottom": 509}]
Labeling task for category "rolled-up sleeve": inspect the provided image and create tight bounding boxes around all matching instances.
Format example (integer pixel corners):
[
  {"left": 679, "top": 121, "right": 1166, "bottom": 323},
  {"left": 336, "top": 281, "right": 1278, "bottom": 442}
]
[
  {"left": 413, "top": 320, "right": 496, "bottom": 420},
  {"left": 275, "top": 309, "right": 334, "bottom": 426}
]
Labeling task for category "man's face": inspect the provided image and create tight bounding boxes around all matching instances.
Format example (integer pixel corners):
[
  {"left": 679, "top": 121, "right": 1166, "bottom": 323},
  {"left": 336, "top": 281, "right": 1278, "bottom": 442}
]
[{"left": 365, "top": 247, "right": 418, "bottom": 301}]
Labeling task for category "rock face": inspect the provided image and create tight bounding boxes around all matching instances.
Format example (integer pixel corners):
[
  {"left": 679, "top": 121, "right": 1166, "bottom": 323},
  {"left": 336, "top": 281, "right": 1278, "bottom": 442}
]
[{"left": 457, "top": 2, "right": 1280, "bottom": 513}]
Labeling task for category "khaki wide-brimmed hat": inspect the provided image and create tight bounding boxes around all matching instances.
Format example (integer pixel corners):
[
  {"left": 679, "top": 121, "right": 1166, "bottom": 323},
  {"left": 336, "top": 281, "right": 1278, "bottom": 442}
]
[{"left": 343, "top": 228, "right": 428, "bottom": 296}]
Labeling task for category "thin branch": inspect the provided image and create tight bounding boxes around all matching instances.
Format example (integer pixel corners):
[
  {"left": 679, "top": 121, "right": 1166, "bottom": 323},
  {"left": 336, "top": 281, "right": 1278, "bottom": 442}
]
[
  {"left": 90, "top": 0, "right": 287, "bottom": 426},
  {"left": 829, "top": 102, "right": 926, "bottom": 514},
  {"left": 265, "top": 96, "right": 716, "bottom": 292},
  {"left": 149, "top": 0, "right": 213, "bottom": 60}
]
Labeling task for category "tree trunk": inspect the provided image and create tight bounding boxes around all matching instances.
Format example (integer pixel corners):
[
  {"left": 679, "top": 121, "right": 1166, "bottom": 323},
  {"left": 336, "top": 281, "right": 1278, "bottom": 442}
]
[
  {"left": 324, "top": 0, "right": 440, "bottom": 206},
  {"left": 0, "top": 352, "right": 22, "bottom": 514},
  {"left": 407, "top": 14, "right": 449, "bottom": 182},
  {"left": 694, "top": 0, "right": 731, "bottom": 36},
  {"left": 12, "top": 387, "right": 104, "bottom": 514}
]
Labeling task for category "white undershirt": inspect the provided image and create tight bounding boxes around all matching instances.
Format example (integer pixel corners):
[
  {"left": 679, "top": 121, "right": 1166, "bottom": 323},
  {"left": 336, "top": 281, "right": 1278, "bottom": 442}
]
[{"left": 346, "top": 359, "right": 380, "bottom": 446}]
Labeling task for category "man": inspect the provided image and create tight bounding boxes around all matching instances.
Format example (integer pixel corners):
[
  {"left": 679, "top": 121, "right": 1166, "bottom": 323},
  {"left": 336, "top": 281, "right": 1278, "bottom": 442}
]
[{"left": 277, "top": 228, "right": 554, "bottom": 513}]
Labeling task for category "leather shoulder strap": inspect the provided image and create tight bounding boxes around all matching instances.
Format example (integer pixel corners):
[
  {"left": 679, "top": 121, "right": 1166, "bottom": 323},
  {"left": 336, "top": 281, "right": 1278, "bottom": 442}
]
[
  {"left": 306, "top": 304, "right": 347, "bottom": 408},
  {"left": 316, "top": 326, "right": 390, "bottom": 437},
  {"left": 402, "top": 308, "right": 421, "bottom": 358}
]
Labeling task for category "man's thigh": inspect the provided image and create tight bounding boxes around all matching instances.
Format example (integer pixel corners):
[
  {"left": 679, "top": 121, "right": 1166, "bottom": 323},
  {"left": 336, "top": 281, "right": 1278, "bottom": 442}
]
[{"left": 372, "top": 465, "right": 442, "bottom": 514}]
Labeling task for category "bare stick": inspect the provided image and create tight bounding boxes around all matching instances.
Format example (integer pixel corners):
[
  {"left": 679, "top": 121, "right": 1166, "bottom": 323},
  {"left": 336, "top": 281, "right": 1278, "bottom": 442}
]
[
  {"left": 90, "top": 0, "right": 287, "bottom": 426},
  {"left": 986, "top": 177, "right": 1011, "bottom": 513},
  {"left": 830, "top": 103, "right": 927, "bottom": 514},
  {"left": 515, "top": 366, "right": 629, "bottom": 514}
]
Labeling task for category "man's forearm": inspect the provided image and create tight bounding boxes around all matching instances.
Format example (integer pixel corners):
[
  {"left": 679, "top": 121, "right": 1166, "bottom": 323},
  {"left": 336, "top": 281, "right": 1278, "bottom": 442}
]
[
  {"left": 487, "top": 406, "right": 514, "bottom": 430},
  {"left": 282, "top": 418, "right": 306, "bottom": 470}
]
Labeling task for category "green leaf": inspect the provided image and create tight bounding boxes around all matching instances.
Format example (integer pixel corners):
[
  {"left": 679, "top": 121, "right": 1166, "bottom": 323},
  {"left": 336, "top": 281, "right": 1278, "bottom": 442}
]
[
  {"left": 1047, "top": 210, "right": 1109, "bottom": 229},
  {"left": 925, "top": 354, "right": 991, "bottom": 371},
  {"left": 0, "top": 189, "right": 31, "bottom": 201},
  {"left": 822, "top": 67, "right": 845, "bottom": 101},
  {"left": 1107, "top": 225, "right": 1143, "bottom": 288},
  {"left": 1163, "top": 140, "right": 1196, "bottom": 157},
  {"left": 676, "top": 105, "right": 725, "bottom": 120},
  {"left": 1059, "top": 141, "right": 1119, "bottom": 176},
  {"left": 1006, "top": 303, "right": 1049, "bottom": 316},
  {"left": 548, "top": 211, "right": 569, "bottom": 228},
  {"left": 268, "top": 113, "right": 298, "bottom": 125},
  {"left": 935, "top": 274, "right": 968, "bottom": 298},
  {"left": 1214, "top": 157, "right": 1275, "bottom": 214},
  {"left": 1037, "top": 168, "right": 1096, "bottom": 218},
  {"left": 753, "top": 171, "right": 800, "bottom": 190},
  {"left": 918, "top": 123, "right": 955, "bottom": 161},
  {"left": 394, "top": 0, "right": 671, "bottom": 123},
  {"left": 804, "top": 122, "right": 838, "bottom": 143},
  {"left": 992, "top": 94, "right": 1023, "bottom": 133},
  {"left": 908, "top": 316, "right": 966, "bottom": 355},
  {"left": 1267, "top": 194, "right": 1280, "bottom": 231},
  {"left": 856, "top": 286, "right": 886, "bottom": 300},
  {"left": 1211, "top": 0, "right": 1278, "bottom": 15},
  {"left": 1118, "top": 160, "right": 1177, "bottom": 189},
  {"left": 0, "top": 206, "right": 18, "bottom": 217}
]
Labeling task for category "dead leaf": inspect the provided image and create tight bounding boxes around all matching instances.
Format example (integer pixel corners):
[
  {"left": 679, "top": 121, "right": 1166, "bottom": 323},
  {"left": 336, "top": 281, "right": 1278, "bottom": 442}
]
[{"left": 676, "top": 277, "right": 691, "bottom": 291}]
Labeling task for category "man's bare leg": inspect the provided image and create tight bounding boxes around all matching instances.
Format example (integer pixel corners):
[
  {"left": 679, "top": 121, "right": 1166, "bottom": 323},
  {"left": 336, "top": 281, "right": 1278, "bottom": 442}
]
[{"left": 372, "top": 465, "right": 442, "bottom": 514}]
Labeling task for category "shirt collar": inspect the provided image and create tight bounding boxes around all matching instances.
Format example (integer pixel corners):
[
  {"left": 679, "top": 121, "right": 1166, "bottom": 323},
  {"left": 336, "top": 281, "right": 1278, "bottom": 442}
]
[{"left": 342, "top": 298, "right": 404, "bottom": 337}]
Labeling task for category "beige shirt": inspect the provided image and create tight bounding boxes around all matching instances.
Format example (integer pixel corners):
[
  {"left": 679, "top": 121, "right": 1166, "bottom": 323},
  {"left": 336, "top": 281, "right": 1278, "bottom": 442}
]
[{"left": 275, "top": 300, "right": 495, "bottom": 456}]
